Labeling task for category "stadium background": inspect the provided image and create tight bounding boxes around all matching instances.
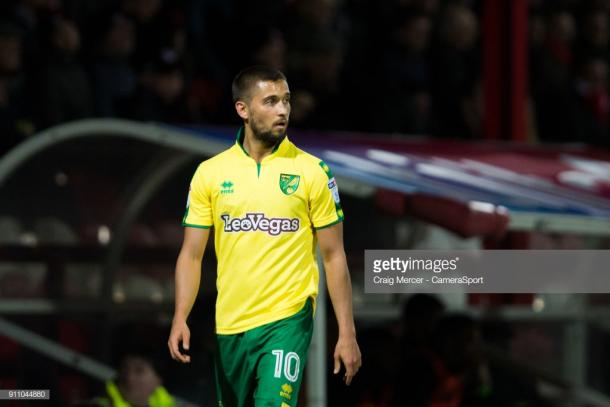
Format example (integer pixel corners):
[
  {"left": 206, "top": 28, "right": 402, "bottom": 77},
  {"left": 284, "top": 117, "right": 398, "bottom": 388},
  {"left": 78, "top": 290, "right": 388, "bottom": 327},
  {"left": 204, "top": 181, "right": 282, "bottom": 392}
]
[{"left": 1, "top": 0, "right": 610, "bottom": 406}]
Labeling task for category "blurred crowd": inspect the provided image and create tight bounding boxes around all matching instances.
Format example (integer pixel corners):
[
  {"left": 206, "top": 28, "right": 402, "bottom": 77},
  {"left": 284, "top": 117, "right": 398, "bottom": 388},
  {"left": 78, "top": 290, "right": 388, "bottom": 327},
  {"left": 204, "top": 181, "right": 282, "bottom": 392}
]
[
  {"left": 1, "top": 0, "right": 610, "bottom": 155},
  {"left": 331, "top": 294, "right": 554, "bottom": 407},
  {"left": 531, "top": 0, "right": 610, "bottom": 147}
]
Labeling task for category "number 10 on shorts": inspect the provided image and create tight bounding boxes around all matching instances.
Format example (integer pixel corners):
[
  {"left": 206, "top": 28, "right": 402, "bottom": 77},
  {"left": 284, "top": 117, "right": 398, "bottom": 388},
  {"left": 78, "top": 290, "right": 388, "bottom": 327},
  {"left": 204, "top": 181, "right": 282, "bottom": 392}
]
[{"left": 272, "top": 350, "right": 300, "bottom": 382}]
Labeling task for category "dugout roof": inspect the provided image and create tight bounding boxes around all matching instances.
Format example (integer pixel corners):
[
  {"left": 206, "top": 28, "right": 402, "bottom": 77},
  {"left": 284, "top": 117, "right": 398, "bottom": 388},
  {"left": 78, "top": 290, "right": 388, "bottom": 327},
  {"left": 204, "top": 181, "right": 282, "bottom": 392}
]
[{"left": 1, "top": 118, "right": 609, "bottom": 236}]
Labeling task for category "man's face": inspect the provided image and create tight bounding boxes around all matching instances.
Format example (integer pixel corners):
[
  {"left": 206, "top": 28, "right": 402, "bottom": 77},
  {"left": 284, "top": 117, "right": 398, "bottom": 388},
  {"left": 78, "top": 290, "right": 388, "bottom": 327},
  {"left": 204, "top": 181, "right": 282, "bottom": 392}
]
[{"left": 243, "top": 80, "right": 291, "bottom": 147}]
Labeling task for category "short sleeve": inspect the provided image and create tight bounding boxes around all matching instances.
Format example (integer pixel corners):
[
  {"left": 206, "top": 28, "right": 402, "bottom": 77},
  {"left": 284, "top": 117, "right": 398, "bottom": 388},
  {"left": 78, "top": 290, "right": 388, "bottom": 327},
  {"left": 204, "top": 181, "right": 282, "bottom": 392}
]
[
  {"left": 182, "top": 164, "right": 213, "bottom": 228},
  {"left": 309, "top": 160, "right": 344, "bottom": 229}
]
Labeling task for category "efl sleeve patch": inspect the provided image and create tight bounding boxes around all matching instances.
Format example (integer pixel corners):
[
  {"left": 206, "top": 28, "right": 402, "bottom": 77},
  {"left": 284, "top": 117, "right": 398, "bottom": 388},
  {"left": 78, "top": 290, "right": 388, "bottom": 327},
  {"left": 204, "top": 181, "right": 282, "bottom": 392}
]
[
  {"left": 327, "top": 177, "right": 341, "bottom": 204},
  {"left": 309, "top": 161, "right": 344, "bottom": 229}
]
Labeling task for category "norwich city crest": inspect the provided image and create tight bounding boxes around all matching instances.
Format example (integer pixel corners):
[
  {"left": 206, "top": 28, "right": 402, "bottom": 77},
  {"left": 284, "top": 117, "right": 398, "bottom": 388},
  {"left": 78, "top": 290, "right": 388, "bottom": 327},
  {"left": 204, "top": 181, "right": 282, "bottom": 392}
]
[{"left": 279, "top": 173, "right": 300, "bottom": 195}]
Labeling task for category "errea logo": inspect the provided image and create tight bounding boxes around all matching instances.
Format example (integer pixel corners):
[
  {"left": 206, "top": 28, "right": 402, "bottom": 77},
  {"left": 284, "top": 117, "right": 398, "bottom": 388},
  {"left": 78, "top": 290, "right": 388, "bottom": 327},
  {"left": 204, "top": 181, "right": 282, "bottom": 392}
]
[
  {"left": 220, "top": 180, "right": 234, "bottom": 195},
  {"left": 221, "top": 213, "right": 299, "bottom": 236},
  {"left": 280, "top": 383, "right": 293, "bottom": 400}
]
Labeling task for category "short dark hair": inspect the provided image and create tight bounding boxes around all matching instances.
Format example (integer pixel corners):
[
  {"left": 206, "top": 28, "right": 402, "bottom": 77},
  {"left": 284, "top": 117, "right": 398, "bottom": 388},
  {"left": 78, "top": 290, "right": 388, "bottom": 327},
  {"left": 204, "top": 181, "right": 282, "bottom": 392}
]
[{"left": 232, "top": 65, "right": 287, "bottom": 103}]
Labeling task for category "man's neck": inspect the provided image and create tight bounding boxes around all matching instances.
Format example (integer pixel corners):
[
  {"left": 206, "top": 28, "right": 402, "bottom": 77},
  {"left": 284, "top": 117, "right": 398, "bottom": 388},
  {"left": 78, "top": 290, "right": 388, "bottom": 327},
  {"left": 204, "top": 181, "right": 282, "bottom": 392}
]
[{"left": 243, "top": 126, "right": 278, "bottom": 163}]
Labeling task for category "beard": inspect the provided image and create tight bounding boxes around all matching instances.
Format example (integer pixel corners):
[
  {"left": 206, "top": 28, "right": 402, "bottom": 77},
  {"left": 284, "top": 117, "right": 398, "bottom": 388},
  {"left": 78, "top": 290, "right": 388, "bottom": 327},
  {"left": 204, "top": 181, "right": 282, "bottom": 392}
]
[{"left": 250, "top": 117, "right": 288, "bottom": 148}]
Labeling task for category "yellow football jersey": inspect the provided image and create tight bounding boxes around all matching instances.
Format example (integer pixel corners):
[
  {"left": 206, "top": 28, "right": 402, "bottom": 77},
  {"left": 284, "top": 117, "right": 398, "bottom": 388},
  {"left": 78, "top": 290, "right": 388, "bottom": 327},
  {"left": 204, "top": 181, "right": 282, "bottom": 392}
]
[{"left": 183, "top": 128, "right": 344, "bottom": 334}]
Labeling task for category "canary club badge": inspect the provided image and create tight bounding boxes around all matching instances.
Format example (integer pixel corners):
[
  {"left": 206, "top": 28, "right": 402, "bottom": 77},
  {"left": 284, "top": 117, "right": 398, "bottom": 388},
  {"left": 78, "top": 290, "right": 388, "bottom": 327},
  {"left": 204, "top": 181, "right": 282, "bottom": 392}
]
[{"left": 279, "top": 173, "right": 300, "bottom": 195}]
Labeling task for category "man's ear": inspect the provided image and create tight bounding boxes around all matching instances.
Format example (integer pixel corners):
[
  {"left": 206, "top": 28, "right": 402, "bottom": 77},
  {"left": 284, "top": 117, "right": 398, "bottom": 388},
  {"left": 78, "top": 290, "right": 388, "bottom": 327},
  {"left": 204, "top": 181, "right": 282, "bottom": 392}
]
[{"left": 235, "top": 101, "right": 249, "bottom": 120}]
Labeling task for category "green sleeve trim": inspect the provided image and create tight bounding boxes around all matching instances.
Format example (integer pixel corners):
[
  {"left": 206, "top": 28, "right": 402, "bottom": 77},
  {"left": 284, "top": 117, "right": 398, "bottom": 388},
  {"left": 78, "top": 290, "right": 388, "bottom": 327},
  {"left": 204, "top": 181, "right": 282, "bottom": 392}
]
[
  {"left": 314, "top": 217, "right": 344, "bottom": 230},
  {"left": 318, "top": 160, "right": 334, "bottom": 179},
  {"left": 182, "top": 206, "right": 190, "bottom": 224},
  {"left": 182, "top": 223, "right": 212, "bottom": 229},
  {"left": 317, "top": 160, "right": 344, "bottom": 220}
]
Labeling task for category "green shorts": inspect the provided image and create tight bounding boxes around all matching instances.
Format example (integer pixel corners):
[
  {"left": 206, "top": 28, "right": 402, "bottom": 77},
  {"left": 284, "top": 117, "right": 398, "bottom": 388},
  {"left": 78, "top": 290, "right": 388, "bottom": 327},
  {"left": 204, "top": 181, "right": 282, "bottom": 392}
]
[{"left": 215, "top": 299, "right": 314, "bottom": 407}]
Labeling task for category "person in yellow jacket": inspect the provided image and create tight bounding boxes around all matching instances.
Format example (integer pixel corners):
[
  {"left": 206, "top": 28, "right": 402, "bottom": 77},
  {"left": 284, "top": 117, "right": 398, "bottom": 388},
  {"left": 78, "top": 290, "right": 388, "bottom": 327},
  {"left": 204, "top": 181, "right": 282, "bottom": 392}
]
[
  {"left": 97, "top": 380, "right": 175, "bottom": 407},
  {"left": 88, "top": 353, "right": 191, "bottom": 407}
]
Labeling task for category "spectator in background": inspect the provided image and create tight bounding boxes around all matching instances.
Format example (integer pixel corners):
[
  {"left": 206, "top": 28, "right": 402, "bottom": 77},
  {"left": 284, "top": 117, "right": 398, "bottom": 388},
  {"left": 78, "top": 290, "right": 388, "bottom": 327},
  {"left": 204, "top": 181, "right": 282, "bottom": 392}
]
[
  {"left": 431, "top": 3, "right": 480, "bottom": 138},
  {"left": 0, "top": 19, "right": 35, "bottom": 152},
  {"left": 392, "top": 313, "right": 491, "bottom": 407},
  {"left": 572, "top": 58, "right": 610, "bottom": 148},
  {"left": 285, "top": 0, "right": 348, "bottom": 131},
  {"left": 532, "top": 10, "right": 576, "bottom": 143},
  {"left": 285, "top": 0, "right": 349, "bottom": 74},
  {"left": 391, "top": 294, "right": 445, "bottom": 407},
  {"left": 413, "top": 0, "right": 441, "bottom": 16},
  {"left": 576, "top": 9, "right": 610, "bottom": 63},
  {"left": 249, "top": 27, "right": 286, "bottom": 71},
  {"left": 288, "top": 33, "right": 347, "bottom": 130},
  {"left": 88, "top": 12, "right": 137, "bottom": 117},
  {"left": 4, "top": 0, "right": 62, "bottom": 71},
  {"left": 185, "top": 0, "right": 232, "bottom": 83},
  {"left": 399, "top": 293, "right": 445, "bottom": 350},
  {"left": 185, "top": 73, "right": 225, "bottom": 124},
  {"left": 544, "top": 11, "right": 576, "bottom": 85},
  {"left": 185, "top": 67, "right": 226, "bottom": 124},
  {"left": 185, "top": 25, "right": 288, "bottom": 124},
  {"left": 380, "top": 11, "right": 435, "bottom": 135},
  {"left": 460, "top": 79, "right": 484, "bottom": 139},
  {"left": 36, "top": 16, "right": 92, "bottom": 128},
  {"left": 348, "top": 327, "right": 397, "bottom": 407},
  {"left": 8, "top": 0, "right": 63, "bottom": 28},
  {"left": 121, "top": 0, "right": 161, "bottom": 25},
  {"left": 121, "top": 0, "right": 187, "bottom": 67},
  {"left": 84, "top": 350, "right": 192, "bottom": 407},
  {"left": 388, "top": 0, "right": 441, "bottom": 17},
  {"left": 164, "top": 9, "right": 187, "bottom": 60},
  {"left": 124, "top": 49, "right": 186, "bottom": 123},
  {"left": 479, "top": 319, "right": 552, "bottom": 407},
  {"left": 120, "top": 0, "right": 164, "bottom": 71},
  {"left": 529, "top": 12, "right": 547, "bottom": 103},
  {"left": 288, "top": 0, "right": 344, "bottom": 34}
]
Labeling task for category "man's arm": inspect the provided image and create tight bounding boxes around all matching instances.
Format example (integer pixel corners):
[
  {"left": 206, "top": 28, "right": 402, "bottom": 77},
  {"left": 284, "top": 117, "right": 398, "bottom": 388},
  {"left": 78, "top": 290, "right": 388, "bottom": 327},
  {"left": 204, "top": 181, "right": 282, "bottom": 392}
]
[
  {"left": 168, "top": 227, "right": 210, "bottom": 363},
  {"left": 316, "top": 222, "right": 361, "bottom": 385}
]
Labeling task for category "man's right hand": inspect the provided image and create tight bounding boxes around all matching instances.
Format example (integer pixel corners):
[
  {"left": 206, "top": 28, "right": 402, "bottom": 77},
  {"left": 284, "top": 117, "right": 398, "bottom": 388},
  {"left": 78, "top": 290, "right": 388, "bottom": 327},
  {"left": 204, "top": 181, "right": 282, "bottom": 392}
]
[{"left": 168, "top": 319, "right": 191, "bottom": 363}]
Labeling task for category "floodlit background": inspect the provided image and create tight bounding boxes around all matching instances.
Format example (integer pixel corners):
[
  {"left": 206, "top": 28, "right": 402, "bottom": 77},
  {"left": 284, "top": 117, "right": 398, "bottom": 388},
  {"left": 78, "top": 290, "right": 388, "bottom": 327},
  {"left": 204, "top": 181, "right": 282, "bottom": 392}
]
[{"left": 1, "top": 0, "right": 610, "bottom": 406}]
